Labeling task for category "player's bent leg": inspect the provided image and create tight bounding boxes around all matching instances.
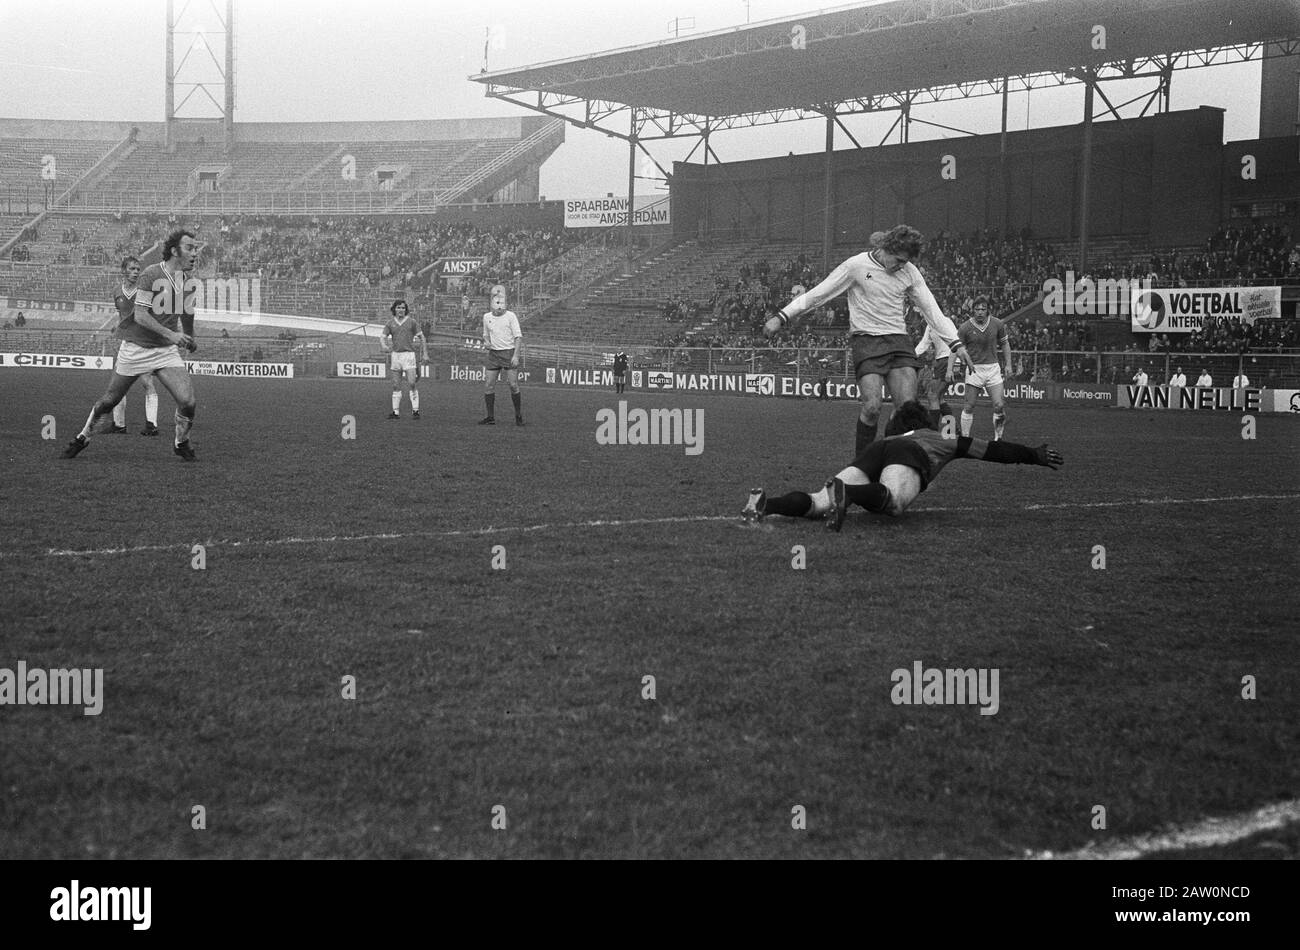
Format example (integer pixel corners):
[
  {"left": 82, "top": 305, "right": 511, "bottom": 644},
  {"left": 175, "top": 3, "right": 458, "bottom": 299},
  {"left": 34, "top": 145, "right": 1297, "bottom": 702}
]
[
  {"left": 885, "top": 366, "right": 918, "bottom": 406},
  {"left": 989, "top": 384, "right": 1006, "bottom": 441},
  {"left": 110, "top": 397, "right": 127, "bottom": 431},
  {"left": 878, "top": 463, "right": 922, "bottom": 516},
  {"left": 80, "top": 374, "right": 135, "bottom": 437},
  {"left": 153, "top": 366, "right": 196, "bottom": 457},
  {"left": 66, "top": 374, "right": 136, "bottom": 456},
  {"left": 856, "top": 374, "right": 885, "bottom": 454}
]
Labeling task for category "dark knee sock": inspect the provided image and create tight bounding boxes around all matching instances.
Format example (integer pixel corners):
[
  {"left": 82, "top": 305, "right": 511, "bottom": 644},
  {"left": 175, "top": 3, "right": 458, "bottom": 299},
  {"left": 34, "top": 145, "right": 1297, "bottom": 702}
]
[
  {"left": 845, "top": 482, "right": 891, "bottom": 512},
  {"left": 855, "top": 418, "right": 877, "bottom": 455},
  {"left": 511, "top": 391, "right": 521, "bottom": 416},
  {"left": 764, "top": 491, "right": 813, "bottom": 518},
  {"left": 484, "top": 393, "right": 495, "bottom": 417}
]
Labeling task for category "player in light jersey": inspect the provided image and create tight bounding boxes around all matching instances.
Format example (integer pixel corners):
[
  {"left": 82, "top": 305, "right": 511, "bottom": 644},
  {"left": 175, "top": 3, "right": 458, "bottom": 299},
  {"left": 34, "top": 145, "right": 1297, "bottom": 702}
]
[
  {"left": 62, "top": 229, "right": 201, "bottom": 461},
  {"left": 741, "top": 401, "right": 1062, "bottom": 529},
  {"left": 956, "top": 296, "right": 1013, "bottom": 440},
  {"left": 103, "top": 256, "right": 161, "bottom": 436},
  {"left": 764, "top": 225, "right": 971, "bottom": 454},
  {"left": 479, "top": 284, "right": 524, "bottom": 426},
  {"left": 914, "top": 320, "right": 955, "bottom": 430},
  {"left": 381, "top": 300, "right": 427, "bottom": 419}
]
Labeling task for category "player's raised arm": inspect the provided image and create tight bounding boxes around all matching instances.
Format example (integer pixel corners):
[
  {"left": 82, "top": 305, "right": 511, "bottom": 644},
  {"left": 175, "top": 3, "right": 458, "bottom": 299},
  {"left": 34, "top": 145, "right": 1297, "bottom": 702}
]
[
  {"left": 907, "top": 267, "right": 969, "bottom": 368},
  {"left": 915, "top": 324, "right": 933, "bottom": 358},
  {"left": 764, "top": 262, "right": 855, "bottom": 337}
]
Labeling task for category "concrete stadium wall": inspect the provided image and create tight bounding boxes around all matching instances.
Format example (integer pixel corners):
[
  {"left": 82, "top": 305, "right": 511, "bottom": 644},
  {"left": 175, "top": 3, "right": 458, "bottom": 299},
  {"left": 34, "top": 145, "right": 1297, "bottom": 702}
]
[
  {"left": 1221, "top": 136, "right": 1300, "bottom": 234},
  {"left": 671, "top": 108, "right": 1227, "bottom": 245},
  {"left": 0, "top": 115, "right": 547, "bottom": 145}
]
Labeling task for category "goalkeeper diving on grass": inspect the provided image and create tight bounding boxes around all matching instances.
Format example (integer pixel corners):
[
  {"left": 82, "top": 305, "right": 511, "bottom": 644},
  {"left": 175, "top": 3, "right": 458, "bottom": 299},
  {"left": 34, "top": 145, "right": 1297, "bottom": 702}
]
[{"left": 741, "top": 400, "right": 1063, "bottom": 531}]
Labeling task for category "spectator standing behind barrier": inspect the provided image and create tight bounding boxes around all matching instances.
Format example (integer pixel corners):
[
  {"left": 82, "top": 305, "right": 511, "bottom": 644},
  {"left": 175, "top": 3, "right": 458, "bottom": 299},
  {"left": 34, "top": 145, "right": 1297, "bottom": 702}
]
[
  {"left": 1132, "top": 367, "right": 1149, "bottom": 387},
  {"left": 1232, "top": 371, "right": 1250, "bottom": 389},
  {"left": 14, "top": 312, "right": 26, "bottom": 327},
  {"left": 1169, "top": 367, "right": 1186, "bottom": 388},
  {"left": 1196, "top": 369, "right": 1213, "bottom": 387}
]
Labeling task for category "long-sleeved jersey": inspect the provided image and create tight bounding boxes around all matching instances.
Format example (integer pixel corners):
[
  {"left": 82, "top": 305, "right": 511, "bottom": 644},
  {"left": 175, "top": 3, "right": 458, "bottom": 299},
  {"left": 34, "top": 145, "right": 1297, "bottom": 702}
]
[{"left": 780, "top": 251, "right": 961, "bottom": 351}]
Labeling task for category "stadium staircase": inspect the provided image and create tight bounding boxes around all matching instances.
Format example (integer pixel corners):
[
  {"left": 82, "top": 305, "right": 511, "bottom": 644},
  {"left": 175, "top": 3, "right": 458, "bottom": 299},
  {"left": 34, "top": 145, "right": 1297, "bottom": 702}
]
[{"left": 526, "top": 238, "right": 773, "bottom": 344}]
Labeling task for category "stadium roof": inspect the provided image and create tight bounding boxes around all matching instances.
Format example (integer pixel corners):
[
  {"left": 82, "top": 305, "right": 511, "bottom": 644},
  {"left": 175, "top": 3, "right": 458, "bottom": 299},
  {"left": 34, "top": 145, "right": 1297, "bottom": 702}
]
[{"left": 472, "top": 0, "right": 1300, "bottom": 137}]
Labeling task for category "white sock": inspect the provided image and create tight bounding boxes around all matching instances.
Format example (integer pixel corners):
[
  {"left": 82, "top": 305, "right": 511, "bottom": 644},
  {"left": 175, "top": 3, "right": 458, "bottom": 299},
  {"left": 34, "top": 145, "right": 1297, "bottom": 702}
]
[
  {"left": 993, "top": 411, "right": 1006, "bottom": 440},
  {"left": 174, "top": 409, "right": 193, "bottom": 445},
  {"left": 410, "top": 389, "right": 420, "bottom": 411},
  {"left": 79, "top": 406, "right": 99, "bottom": 439},
  {"left": 807, "top": 487, "right": 831, "bottom": 517},
  {"left": 960, "top": 409, "right": 974, "bottom": 437},
  {"left": 391, "top": 391, "right": 401, "bottom": 413},
  {"left": 145, "top": 390, "right": 158, "bottom": 425},
  {"left": 112, "top": 399, "right": 126, "bottom": 427}
]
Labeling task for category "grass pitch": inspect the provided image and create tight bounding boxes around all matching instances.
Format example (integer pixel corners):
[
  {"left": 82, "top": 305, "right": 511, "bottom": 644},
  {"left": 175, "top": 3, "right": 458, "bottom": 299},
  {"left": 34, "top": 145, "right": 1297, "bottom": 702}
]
[{"left": 1, "top": 372, "right": 1297, "bottom": 858}]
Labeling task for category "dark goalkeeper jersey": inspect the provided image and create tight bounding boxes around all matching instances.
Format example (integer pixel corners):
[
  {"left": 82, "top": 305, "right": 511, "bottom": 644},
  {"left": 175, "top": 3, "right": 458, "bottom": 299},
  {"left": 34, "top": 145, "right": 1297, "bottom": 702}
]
[{"left": 852, "top": 429, "right": 996, "bottom": 489}]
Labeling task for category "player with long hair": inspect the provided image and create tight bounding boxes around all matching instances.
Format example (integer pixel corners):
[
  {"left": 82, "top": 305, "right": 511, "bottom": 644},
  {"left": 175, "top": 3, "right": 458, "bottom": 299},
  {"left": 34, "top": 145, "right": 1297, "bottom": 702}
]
[
  {"left": 765, "top": 225, "right": 972, "bottom": 454},
  {"left": 381, "top": 300, "right": 427, "bottom": 419}
]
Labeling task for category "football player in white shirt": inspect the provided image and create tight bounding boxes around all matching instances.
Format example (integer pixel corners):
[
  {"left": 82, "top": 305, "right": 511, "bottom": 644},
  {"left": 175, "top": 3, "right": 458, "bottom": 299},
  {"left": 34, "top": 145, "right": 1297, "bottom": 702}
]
[
  {"left": 914, "top": 321, "right": 954, "bottom": 429},
  {"left": 1195, "top": 369, "right": 1213, "bottom": 388},
  {"left": 764, "top": 225, "right": 970, "bottom": 454},
  {"left": 479, "top": 285, "right": 525, "bottom": 426},
  {"left": 1168, "top": 367, "right": 1187, "bottom": 388}
]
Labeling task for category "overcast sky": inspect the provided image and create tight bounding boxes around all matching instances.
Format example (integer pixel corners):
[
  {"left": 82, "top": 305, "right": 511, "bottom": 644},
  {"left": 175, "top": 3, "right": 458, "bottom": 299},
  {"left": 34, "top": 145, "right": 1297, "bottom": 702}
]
[{"left": 0, "top": 0, "right": 1265, "bottom": 198}]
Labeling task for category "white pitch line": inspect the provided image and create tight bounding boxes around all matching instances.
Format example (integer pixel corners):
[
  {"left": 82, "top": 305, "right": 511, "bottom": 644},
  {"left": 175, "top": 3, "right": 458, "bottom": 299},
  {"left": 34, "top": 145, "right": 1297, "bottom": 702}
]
[
  {"left": 3, "top": 493, "right": 1297, "bottom": 561},
  {"left": 1028, "top": 799, "right": 1300, "bottom": 860}
]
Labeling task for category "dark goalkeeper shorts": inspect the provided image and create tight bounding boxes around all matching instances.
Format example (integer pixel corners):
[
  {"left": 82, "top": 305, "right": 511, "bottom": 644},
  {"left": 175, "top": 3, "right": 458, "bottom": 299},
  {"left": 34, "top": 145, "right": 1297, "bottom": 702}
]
[
  {"left": 850, "top": 437, "right": 934, "bottom": 491},
  {"left": 850, "top": 333, "right": 922, "bottom": 379},
  {"left": 485, "top": 348, "right": 516, "bottom": 371}
]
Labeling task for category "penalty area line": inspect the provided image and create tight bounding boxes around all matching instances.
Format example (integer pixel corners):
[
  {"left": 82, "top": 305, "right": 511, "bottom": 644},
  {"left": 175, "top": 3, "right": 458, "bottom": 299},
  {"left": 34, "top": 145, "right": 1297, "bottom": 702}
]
[
  {"left": 1027, "top": 799, "right": 1300, "bottom": 860},
  {"left": 4, "top": 492, "right": 1298, "bottom": 560}
]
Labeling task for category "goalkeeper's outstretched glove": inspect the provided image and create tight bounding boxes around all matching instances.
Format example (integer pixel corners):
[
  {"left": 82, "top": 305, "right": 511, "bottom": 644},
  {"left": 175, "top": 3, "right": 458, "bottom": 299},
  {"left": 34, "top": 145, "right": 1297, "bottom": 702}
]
[{"left": 1034, "top": 444, "right": 1064, "bottom": 469}]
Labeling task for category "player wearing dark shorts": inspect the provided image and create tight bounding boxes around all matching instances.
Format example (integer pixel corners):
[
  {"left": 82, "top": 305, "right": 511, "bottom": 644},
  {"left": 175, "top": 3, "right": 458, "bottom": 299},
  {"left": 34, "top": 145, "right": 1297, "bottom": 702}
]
[
  {"left": 479, "top": 285, "right": 524, "bottom": 426},
  {"left": 764, "top": 226, "right": 971, "bottom": 455},
  {"left": 740, "top": 401, "right": 1062, "bottom": 529},
  {"left": 613, "top": 351, "right": 628, "bottom": 394}
]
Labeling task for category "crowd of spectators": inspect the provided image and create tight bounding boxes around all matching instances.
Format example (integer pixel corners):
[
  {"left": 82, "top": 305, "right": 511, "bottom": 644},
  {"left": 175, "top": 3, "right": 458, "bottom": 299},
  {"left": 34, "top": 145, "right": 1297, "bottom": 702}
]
[
  {"left": 1086, "top": 223, "right": 1298, "bottom": 284},
  {"left": 655, "top": 223, "right": 1299, "bottom": 354},
  {"left": 204, "top": 215, "right": 580, "bottom": 291}
]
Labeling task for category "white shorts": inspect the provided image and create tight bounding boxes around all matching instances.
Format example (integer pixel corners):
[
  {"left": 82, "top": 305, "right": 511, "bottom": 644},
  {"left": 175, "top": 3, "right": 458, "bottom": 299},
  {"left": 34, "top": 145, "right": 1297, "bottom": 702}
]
[
  {"left": 390, "top": 351, "right": 417, "bottom": 374},
  {"left": 965, "top": 363, "right": 1004, "bottom": 390},
  {"left": 115, "top": 340, "right": 185, "bottom": 377}
]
